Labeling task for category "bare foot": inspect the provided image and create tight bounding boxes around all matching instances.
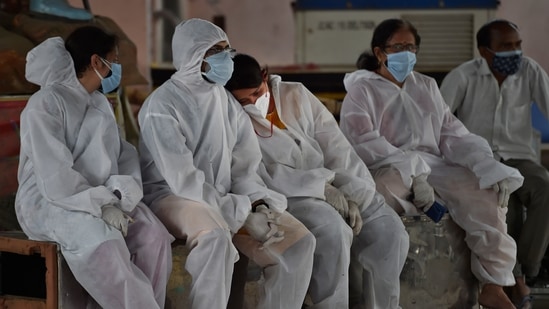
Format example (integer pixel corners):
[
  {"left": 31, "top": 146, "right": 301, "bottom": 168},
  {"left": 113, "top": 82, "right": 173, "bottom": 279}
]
[{"left": 479, "top": 283, "right": 516, "bottom": 309}]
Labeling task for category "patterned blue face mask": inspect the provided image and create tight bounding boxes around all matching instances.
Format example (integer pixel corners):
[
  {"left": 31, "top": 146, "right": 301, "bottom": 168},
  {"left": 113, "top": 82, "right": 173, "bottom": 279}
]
[
  {"left": 386, "top": 51, "right": 416, "bottom": 83},
  {"left": 93, "top": 57, "right": 122, "bottom": 93},
  {"left": 490, "top": 49, "right": 522, "bottom": 75},
  {"left": 202, "top": 50, "right": 234, "bottom": 86}
]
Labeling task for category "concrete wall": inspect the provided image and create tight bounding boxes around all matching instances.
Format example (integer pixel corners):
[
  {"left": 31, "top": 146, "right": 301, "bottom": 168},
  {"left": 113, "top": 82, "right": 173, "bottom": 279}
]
[
  {"left": 185, "top": 0, "right": 295, "bottom": 67},
  {"left": 68, "top": 0, "right": 549, "bottom": 83},
  {"left": 497, "top": 0, "right": 549, "bottom": 72}
]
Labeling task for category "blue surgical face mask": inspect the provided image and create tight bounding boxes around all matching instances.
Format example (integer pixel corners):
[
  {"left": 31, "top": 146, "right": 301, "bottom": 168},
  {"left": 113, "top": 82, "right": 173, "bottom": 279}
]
[
  {"left": 93, "top": 58, "right": 122, "bottom": 93},
  {"left": 490, "top": 49, "right": 522, "bottom": 75},
  {"left": 203, "top": 50, "right": 234, "bottom": 86},
  {"left": 385, "top": 51, "right": 417, "bottom": 83}
]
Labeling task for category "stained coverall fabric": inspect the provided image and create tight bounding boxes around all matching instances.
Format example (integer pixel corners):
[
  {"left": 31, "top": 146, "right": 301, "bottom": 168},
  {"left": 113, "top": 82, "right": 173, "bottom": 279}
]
[
  {"left": 340, "top": 69, "right": 524, "bottom": 286},
  {"left": 241, "top": 75, "right": 408, "bottom": 308},
  {"left": 15, "top": 37, "right": 173, "bottom": 309},
  {"left": 138, "top": 19, "right": 314, "bottom": 309},
  {"left": 441, "top": 57, "right": 549, "bottom": 278},
  {"left": 150, "top": 195, "right": 237, "bottom": 309}
]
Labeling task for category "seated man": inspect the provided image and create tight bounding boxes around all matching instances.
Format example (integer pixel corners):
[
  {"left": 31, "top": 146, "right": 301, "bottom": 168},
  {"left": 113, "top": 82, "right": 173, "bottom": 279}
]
[
  {"left": 225, "top": 53, "right": 409, "bottom": 309},
  {"left": 138, "top": 19, "right": 315, "bottom": 309},
  {"left": 441, "top": 19, "right": 549, "bottom": 308},
  {"left": 340, "top": 18, "right": 524, "bottom": 309}
]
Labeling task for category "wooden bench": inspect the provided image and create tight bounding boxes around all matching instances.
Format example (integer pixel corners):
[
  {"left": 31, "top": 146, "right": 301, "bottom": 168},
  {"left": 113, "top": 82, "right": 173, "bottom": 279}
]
[
  {"left": 0, "top": 231, "right": 259, "bottom": 309},
  {"left": 0, "top": 231, "right": 88, "bottom": 309}
]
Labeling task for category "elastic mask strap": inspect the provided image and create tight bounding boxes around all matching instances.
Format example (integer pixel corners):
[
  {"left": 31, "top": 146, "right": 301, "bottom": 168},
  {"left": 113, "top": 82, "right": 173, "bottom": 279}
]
[{"left": 93, "top": 67, "right": 104, "bottom": 81}]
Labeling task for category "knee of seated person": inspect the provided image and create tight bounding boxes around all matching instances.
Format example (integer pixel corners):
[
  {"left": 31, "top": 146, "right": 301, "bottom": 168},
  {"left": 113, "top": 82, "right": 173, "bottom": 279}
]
[
  {"left": 188, "top": 227, "right": 232, "bottom": 249},
  {"left": 301, "top": 230, "right": 316, "bottom": 251},
  {"left": 143, "top": 222, "right": 173, "bottom": 245},
  {"left": 324, "top": 219, "right": 353, "bottom": 243},
  {"left": 527, "top": 173, "right": 549, "bottom": 194}
]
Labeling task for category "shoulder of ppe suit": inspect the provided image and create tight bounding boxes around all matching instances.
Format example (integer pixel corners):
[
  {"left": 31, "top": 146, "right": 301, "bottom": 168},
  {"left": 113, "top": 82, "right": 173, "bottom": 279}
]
[
  {"left": 90, "top": 91, "right": 118, "bottom": 115},
  {"left": 343, "top": 72, "right": 384, "bottom": 100},
  {"left": 227, "top": 94, "right": 252, "bottom": 126},
  {"left": 25, "top": 87, "right": 68, "bottom": 118},
  {"left": 276, "top": 81, "right": 316, "bottom": 108},
  {"left": 139, "top": 84, "right": 183, "bottom": 121},
  {"left": 343, "top": 69, "right": 374, "bottom": 89},
  {"left": 409, "top": 71, "right": 438, "bottom": 88},
  {"left": 276, "top": 79, "right": 305, "bottom": 93}
]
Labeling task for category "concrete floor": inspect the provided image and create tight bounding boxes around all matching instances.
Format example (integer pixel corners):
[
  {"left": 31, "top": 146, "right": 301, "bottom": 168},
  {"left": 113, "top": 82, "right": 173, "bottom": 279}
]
[{"left": 530, "top": 283, "right": 549, "bottom": 308}]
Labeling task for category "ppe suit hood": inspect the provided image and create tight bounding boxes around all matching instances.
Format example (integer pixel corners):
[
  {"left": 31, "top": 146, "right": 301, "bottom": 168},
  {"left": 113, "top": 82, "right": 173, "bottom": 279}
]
[
  {"left": 25, "top": 37, "right": 80, "bottom": 88},
  {"left": 172, "top": 18, "right": 229, "bottom": 82}
]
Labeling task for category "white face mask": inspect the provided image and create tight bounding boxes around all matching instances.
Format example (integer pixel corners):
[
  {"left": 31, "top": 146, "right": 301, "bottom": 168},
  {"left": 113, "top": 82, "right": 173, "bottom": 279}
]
[
  {"left": 254, "top": 90, "right": 270, "bottom": 118},
  {"left": 243, "top": 88, "right": 271, "bottom": 119}
]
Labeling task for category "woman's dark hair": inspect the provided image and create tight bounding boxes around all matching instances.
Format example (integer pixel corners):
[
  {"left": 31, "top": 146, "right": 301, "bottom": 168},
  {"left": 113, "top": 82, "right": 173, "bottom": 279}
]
[
  {"left": 356, "top": 18, "right": 421, "bottom": 71},
  {"left": 476, "top": 19, "right": 519, "bottom": 49},
  {"left": 65, "top": 26, "right": 118, "bottom": 78},
  {"left": 225, "top": 53, "right": 264, "bottom": 91}
]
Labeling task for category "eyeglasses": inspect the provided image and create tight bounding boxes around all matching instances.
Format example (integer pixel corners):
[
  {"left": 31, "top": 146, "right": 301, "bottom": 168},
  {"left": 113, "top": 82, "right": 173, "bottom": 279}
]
[
  {"left": 205, "top": 46, "right": 237, "bottom": 58},
  {"left": 384, "top": 44, "right": 419, "bottom": 53},
  {"left": 100, "top": 57, "right": 119, "bottom": 67}
]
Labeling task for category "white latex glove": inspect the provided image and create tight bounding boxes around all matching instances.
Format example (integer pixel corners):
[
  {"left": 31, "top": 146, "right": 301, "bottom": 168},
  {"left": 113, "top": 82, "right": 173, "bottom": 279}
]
[
  {"left": 492, "top": 179, "right": 510, "bottom": 208},
  {"left": 101, "top": 204, "right": 134, "bottom": 237},
  {"left": 347, "top": 201, "right": 363, "bottom": 236},
  {"left": 324, "top": 183, "right": 349, "bottom": 218},
  {"left": 411, "top": 174, "right": 435, "bottom": 209},
  {"left": 244, "top": 205, "right": 284, "bottom": 248}
]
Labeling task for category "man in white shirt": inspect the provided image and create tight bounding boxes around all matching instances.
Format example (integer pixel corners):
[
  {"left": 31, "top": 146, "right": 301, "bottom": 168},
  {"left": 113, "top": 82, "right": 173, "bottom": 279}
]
[{"left": 441, "top": 19, "right": 549, "bottom": 308}]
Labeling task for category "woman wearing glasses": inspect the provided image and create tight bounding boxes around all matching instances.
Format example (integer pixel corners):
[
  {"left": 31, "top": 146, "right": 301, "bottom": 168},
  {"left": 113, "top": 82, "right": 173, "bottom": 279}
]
[
  {"left": 340, "top": 18, "right": 523, "bottom": 309},
  {"left": 225, "top": 53, "right": 409, "bottom": 309}
]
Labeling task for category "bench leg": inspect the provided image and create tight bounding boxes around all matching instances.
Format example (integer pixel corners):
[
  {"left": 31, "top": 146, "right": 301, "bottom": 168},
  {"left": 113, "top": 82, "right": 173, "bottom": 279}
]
[{"left": 227, "top": 252, "right": 249, "bottom": 309}]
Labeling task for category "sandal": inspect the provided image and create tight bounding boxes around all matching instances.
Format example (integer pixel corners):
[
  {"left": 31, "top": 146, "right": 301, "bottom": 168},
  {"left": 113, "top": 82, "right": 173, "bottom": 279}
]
[{"left": 515, "top": 295, "right": 534, "bottom": 309}]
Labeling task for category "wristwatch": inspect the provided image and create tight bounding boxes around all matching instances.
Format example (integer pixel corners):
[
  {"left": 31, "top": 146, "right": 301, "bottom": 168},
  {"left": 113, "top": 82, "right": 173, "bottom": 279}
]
[{"left": 251, "top": 199, "right": 269, "bottom": 212}]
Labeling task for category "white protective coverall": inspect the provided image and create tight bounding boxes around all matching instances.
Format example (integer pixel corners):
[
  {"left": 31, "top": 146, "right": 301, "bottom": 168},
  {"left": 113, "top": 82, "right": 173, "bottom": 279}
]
[
  {"left": 240, "top": 75, "right": 409, "bottom": 309},
  {"left": 15, "top": 37, "right": 173, "bottom": 309},
  {"left": 340, "top": 69, "right": 524, "bottom": 287},
  {"left": 138, "top": 19, "right": 315, "bottom": 309}
]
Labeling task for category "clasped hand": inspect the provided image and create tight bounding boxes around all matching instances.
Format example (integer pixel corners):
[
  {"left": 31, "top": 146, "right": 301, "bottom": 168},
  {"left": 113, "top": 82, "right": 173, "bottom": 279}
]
[
  {"left": 101, "top": 204, "right": 134, "bottom": 236},
  {"left": 244, "top": 205, "right": 284, "bottom": 248},
  {"left": 325, "top": 183, "right": 362, "bottom": 235},
  {"left": 325, "top": 183, "right": 349, "bottom": 217},
  {"left": 492, "top": 179, "right": 510, "bottom": 208}
]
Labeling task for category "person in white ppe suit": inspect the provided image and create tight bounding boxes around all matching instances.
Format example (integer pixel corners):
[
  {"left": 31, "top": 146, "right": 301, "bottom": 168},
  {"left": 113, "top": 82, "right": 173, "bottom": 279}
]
[
  {"left": 15, "top": 26, "right": 173, "bottom": 309},
  {"left": 441, "top": 19, "right": 549, "bottom": 309},
  {"left": 340, "top": 19, "right": 524, "bottom": 309},
  {"left": 224, "top": 53, "right": 409, "bottom": 309},
  {"left": 138, "top": 18, "right": 315, "bottom": 309}
]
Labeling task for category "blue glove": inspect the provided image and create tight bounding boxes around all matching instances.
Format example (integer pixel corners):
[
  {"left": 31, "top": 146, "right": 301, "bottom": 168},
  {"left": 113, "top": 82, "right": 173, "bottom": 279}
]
[{"left": 424, "top": 201, "right": 447, "bottom": 223}]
